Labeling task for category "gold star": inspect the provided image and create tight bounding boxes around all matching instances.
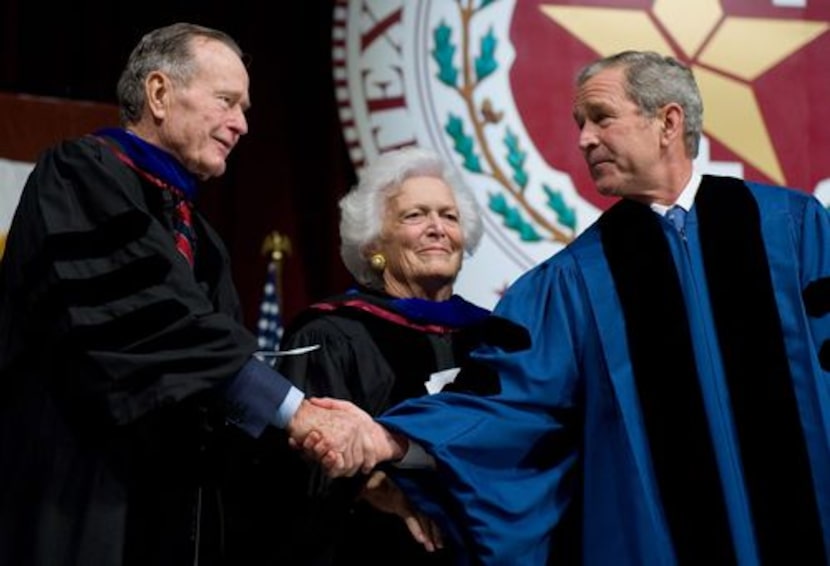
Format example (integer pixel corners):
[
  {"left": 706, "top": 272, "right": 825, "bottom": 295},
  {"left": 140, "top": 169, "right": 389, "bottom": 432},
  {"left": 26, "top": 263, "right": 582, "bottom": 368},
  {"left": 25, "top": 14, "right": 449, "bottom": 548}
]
[{"left": 541, "top": 1, "right": 828, "bottom": 185}]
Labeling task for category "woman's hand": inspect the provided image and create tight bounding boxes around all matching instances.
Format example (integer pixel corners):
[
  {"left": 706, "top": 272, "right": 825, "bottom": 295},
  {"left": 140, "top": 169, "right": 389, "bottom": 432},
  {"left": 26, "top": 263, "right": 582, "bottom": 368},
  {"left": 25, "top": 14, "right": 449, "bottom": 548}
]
[{"left": 359, "top": 470, "right": 444, "bottom": 552}]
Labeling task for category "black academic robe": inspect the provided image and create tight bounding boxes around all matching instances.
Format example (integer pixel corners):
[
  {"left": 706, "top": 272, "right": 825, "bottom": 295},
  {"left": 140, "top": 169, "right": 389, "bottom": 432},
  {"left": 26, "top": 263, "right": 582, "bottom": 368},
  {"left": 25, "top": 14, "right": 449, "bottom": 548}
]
[
  {"left": 0, "top": 136, "right": 266, "bottom": 566},
  {"left": 274, "top": 289, "right": 500, "bottom": 565}
]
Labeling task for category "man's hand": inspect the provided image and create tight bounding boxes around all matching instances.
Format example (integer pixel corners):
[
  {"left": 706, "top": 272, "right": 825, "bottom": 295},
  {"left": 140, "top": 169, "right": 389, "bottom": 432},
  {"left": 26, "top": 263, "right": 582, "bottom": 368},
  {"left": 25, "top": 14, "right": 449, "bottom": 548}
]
[
  {"left": 286, "top": 397, "right": 377, "bottom": 475},
  {"left": 290, "top": 397, "right": 407, "bottom": 477},
  {"left": 360, "top": 470, "right": 444, "bottom": 552}
]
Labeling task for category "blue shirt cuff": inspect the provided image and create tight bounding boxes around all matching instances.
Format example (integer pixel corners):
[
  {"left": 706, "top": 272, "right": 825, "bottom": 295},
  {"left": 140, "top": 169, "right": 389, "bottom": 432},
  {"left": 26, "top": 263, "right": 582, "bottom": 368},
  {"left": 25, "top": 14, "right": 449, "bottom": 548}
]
[{"left": 275, "top": 386, "right": 305, "bottom": 429}]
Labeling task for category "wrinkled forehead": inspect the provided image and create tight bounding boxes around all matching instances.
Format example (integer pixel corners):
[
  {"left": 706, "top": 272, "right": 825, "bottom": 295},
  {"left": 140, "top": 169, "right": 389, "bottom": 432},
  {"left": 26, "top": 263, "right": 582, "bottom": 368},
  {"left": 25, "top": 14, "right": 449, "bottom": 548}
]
[
  {"left": 387, "top": 176, "right": 455, "bottom": 207},
  {"left": 191, "top": 37, "right": 247, "bottom": 76},
  {"left": 575, "top": 67, "right": 632, "bottom": 108}
]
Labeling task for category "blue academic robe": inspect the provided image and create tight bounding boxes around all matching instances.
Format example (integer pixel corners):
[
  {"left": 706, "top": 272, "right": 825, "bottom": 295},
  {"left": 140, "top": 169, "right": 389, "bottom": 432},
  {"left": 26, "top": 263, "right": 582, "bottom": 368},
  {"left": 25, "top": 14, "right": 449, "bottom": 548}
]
[{"left": 379, "top": 175, "right": 830, "bottom": 565}]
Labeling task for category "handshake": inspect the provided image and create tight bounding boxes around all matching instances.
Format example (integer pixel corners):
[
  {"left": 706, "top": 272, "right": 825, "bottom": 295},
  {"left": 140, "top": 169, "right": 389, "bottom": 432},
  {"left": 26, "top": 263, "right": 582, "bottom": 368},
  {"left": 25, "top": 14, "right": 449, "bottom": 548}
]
[
  {"left": 286, "top": 397, "right": 407, "bottom": 477},
  {"left": 287, "top": 397, "right": 445, "bottom": 552}
]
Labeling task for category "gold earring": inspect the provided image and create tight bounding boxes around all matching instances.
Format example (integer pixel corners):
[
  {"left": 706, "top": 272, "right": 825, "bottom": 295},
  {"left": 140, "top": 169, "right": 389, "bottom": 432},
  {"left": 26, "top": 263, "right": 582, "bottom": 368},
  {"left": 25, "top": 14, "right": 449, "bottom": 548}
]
[{"left": 370, "top": 253, "right": 386, "bottom": 271}]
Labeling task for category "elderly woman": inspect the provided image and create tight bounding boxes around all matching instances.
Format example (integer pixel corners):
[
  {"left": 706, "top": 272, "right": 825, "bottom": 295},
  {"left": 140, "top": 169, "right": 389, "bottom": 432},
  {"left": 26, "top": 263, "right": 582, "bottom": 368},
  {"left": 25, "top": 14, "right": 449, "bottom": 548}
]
[{"left": 277, "top": 147, "right": 512, "bottom": 565}]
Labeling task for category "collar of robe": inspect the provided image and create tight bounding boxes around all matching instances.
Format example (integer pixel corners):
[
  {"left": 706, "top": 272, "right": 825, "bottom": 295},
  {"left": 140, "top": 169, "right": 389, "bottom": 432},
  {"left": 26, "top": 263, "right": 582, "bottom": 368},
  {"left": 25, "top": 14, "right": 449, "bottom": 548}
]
[
  {"left": 95, "top": 127, "right": 199, "bottom": 201},
  {"left": 314, "top": 286, "right": 491, "bottom": 331}
]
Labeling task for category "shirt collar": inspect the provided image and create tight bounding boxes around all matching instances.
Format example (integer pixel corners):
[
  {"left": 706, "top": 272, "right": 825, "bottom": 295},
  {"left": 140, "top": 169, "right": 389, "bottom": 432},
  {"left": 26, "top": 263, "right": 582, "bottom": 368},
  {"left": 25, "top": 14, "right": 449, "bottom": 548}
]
[{"left": 650, "top": 171, "right": 701, "bottom": 216}]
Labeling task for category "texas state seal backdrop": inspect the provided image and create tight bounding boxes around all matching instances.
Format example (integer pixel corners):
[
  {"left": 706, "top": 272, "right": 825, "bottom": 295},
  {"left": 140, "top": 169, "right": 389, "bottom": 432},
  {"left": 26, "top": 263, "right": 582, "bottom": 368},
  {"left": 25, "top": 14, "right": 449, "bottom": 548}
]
[{"left": 332, "top": 0, "right": 830, "bottom": 308}]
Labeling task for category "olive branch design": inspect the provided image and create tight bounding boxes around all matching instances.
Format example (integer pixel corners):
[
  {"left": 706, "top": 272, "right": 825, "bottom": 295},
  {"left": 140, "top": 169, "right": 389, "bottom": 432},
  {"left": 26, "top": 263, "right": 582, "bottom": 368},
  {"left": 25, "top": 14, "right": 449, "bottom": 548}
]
[{"left": 433, "top": 0, "right": 576, "bottom": 243}]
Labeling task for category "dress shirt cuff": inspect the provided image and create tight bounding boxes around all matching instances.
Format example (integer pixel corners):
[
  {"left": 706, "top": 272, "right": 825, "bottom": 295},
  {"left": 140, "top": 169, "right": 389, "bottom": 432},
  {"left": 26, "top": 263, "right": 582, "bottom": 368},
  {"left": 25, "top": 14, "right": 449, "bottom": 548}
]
[
  {"left": 394, "top": 440, "right": 436, "bottom": 469},
  {"left": 274, "top": 386, "right": 305, "bottom": 429}
]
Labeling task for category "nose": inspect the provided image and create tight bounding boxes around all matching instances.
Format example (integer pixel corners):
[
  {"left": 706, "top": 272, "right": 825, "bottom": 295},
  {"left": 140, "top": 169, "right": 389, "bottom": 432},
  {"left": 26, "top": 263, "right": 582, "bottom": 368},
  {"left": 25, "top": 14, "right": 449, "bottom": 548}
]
[
  {"left": 231, "top": 106, "right": 249, "bottom": 136},
  {"left": 578, "top": 121, "right": 598, "bottom": 153},
  {"left": 426, "top": 212, "right": 447, "bottom": 235}
]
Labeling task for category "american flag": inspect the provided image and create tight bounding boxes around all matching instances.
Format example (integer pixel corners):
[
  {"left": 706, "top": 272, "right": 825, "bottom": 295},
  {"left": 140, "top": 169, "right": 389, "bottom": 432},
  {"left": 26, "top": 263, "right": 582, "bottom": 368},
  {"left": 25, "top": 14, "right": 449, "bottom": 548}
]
[{"left": 256, "top": 260, "right": 283, "bottom": 351}]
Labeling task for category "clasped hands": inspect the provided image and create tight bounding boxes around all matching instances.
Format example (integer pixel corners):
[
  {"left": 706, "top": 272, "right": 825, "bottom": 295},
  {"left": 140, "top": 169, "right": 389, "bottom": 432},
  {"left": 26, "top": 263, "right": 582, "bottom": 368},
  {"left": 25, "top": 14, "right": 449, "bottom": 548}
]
[
  {"left": 286, "top": 397, "right": 405, "bottom": 477},
  {"left": 287, "top": 397, "right": 443, "bottom": 552}
]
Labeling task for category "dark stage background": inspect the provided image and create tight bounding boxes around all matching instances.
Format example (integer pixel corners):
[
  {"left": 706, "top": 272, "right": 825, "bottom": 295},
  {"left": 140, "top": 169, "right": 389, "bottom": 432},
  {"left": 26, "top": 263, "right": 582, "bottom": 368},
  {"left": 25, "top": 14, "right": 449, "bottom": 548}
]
[{"left": 0, "top": 0, "right": 356, "bottom": 331}]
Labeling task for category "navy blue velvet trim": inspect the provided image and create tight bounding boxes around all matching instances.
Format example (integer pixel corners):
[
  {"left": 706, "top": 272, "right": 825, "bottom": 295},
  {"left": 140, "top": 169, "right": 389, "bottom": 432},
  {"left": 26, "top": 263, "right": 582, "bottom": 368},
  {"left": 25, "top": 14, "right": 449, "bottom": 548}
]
[
  {"left": 95, "top": 127, "right": 198, "bottom": 200},
  {"left": 343, "top": 287, "right": 490, "bottom": 328}
]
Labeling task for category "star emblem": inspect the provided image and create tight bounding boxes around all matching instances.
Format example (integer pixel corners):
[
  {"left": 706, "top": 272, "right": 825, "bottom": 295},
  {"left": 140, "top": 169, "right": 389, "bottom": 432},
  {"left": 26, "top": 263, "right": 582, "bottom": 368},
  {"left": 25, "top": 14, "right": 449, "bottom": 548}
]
[{"left": 541, "top": 0, "right": 828, "bottom": 185}]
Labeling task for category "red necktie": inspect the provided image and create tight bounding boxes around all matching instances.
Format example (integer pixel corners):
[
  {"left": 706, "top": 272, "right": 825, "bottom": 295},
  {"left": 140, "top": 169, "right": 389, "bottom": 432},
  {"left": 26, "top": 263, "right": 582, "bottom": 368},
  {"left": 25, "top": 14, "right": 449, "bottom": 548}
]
[{"left": 169, "top": 188, "right": 196, "bottom": 266}]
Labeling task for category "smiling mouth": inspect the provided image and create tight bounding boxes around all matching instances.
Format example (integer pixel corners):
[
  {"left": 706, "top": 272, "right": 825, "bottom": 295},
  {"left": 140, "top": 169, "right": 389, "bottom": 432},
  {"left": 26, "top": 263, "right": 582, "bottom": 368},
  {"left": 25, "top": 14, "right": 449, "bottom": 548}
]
[{"left": 215, "top": 138, "right": 233, "bottom": 152}]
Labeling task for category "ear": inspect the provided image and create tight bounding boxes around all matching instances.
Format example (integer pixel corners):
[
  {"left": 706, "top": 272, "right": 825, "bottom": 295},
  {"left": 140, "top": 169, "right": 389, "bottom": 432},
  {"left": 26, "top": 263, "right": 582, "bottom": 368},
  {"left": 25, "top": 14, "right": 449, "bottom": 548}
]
[
  {"left": 364, "top": 238, "right": 383, "bottom": 256},
  {"left": 145, "top": 71, "right": 169, "bottom": 120},
  {"left": 659, "top": 102, "right": 684, "bottom": 148}
]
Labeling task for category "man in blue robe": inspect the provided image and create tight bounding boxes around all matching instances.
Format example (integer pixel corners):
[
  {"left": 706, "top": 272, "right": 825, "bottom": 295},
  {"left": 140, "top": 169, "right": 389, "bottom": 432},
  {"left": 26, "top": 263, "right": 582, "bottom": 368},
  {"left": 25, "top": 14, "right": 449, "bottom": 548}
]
[{"left": 306, "top": 50, "right": 830, "bottom": 565}]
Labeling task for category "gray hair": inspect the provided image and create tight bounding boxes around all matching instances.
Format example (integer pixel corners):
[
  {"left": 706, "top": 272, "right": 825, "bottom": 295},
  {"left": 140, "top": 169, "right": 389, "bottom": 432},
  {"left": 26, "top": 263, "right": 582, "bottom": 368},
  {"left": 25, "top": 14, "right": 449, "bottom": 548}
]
[
  {"left": 577, "top": 50, "right": 703, "bottom": 158},
  {"left": 116, "top": 22, "right": 243, "bottom": 125},
  {"left": 339, "top": 147, "right": 484, "bottom": 290}
]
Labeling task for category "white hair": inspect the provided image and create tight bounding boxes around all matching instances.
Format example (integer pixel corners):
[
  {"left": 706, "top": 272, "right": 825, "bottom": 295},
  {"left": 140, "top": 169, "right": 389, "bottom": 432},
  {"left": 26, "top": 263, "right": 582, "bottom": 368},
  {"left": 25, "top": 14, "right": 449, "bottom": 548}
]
[{"left": 339, "top": 147, "right": 484, "bottom": 289}]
